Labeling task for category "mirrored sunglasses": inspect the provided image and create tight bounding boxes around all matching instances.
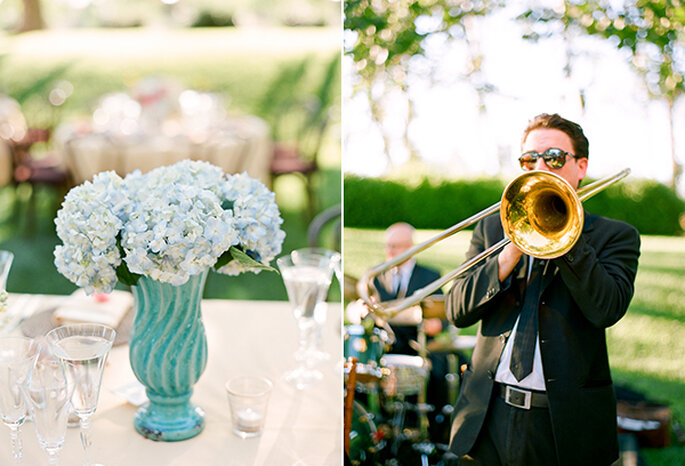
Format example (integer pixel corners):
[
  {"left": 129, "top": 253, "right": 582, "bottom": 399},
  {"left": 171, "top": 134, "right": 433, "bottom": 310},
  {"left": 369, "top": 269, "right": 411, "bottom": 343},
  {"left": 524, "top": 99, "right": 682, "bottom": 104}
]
[{"left": 519, "top": 148, "right": 577, "bottom": 170}]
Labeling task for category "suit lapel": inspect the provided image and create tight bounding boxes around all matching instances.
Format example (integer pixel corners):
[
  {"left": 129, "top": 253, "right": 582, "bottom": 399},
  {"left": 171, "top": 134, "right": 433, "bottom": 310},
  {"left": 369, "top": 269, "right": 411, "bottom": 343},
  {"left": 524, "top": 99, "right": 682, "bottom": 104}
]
[
  {"left": 374, "top": 275, "right": 397, "bottom": 301},
  {"left": 539, "top": 210, "right": 595, "bottom": 293},
  {"left": 515, "top": 255, "right": 529, "bottom": 282},
  {"left": 405, "top": 266, "right": 420, "bottom": 297},
  {"left": 540, "top": 261, "right": 557, "bottom": 292},
  {"left": 400, "top": 262, "right": 422, "bottom": 299}
]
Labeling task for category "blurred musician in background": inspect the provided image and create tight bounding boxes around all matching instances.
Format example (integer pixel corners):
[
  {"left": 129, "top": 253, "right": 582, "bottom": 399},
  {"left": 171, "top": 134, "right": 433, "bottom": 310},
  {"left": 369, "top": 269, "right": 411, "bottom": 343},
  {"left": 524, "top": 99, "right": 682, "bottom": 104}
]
[
  {"left": 375, "top": 222, "right": 444, "bottom": 351},
  {"left": 374, "top": 222, "right": 450, "bottom": 441}
]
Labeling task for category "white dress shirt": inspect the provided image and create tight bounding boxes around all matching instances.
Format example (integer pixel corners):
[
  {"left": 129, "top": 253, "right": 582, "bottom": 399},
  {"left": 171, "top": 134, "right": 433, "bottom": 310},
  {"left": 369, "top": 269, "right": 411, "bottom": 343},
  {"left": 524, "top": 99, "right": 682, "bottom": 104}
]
[
  {"left": 494, "top": 258, "right": 547, "bottom": 391},
  {"left": 391, "top": 259, "right": 416, "bottom": 298}
]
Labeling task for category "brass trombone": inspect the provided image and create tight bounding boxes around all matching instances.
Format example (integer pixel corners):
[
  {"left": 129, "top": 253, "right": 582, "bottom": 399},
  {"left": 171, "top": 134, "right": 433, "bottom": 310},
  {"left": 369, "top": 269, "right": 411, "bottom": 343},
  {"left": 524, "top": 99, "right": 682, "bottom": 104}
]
[{"left": 357, "top": 168, "right": 631, "bottom": 319}]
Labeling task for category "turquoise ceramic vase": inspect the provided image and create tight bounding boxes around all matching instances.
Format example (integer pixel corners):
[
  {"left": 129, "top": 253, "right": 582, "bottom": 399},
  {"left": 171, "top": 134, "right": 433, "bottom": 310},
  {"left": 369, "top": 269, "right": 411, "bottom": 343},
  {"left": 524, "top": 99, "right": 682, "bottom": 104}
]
[{"left": 129, "top": 270, "right": 209, "bottom": 441}]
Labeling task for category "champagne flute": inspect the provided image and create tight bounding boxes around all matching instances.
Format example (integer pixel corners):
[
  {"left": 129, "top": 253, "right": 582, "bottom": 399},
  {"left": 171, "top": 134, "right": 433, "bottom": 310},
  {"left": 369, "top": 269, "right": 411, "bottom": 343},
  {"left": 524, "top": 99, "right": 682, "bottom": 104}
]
[
  {"left": 277, "top": 250, "right": 336, "bottom": 390},
  {"left": 46, "top": 324, "right": 116, "bottom": 466},
  {"left": 0, "top": 336, "right": 41, "bottom": 464},
  {"left": 21, "top": 358, "right": 72, "bottom": 465}
]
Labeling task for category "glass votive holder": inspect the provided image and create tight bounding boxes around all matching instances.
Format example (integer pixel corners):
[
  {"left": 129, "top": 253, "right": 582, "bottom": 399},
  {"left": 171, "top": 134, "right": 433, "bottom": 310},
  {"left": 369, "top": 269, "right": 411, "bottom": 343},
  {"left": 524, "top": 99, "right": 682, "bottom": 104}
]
[{"left": 225, "top": 376, "right": 273, "bottom": 439}]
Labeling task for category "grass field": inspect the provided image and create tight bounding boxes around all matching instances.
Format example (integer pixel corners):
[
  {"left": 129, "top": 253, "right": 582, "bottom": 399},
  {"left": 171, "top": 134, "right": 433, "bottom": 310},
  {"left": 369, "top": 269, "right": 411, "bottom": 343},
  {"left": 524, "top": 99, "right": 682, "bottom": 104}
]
[
  {"left": 0, "top": 27, "right": 339, "bottom": 123},
  {"left": 0, "top": 163, "right": 341, "bottom": 302},
  {"left": 0, "top": 26, "right": 341, "bottom": 301},
  {"left": 345, "top": 227, "right": 685, "bottom": 464}
]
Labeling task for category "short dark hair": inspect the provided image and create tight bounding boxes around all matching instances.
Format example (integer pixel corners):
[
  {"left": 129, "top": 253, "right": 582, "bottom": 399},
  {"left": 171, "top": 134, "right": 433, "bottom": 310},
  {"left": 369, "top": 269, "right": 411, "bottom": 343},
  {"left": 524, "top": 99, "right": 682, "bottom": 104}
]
[{"left": 521, "top": 113, "right": 589, "bottom": 159}]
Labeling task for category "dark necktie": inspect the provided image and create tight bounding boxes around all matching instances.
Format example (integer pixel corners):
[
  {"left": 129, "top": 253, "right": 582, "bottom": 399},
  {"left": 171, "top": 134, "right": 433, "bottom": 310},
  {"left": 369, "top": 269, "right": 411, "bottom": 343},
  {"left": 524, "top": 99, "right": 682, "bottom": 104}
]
[{"left": 510, "top": 258, "right": 544, "bottom": 381}]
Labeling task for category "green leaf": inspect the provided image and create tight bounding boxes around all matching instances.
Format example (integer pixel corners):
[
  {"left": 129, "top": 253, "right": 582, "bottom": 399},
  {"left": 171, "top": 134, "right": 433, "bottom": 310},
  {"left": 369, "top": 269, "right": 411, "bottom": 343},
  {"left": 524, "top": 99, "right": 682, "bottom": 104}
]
[
  {"left": 116, "top": 261, "right": 141, "bottom": 287},
  {"left": 225, "top": 246, "right": 278, "bottom": 273},
  {"left": 115, "top": 233, "right": 141, "bottom": 286},
  {"left": 214, "top": 248, "right": 234, "bottom": 269}
]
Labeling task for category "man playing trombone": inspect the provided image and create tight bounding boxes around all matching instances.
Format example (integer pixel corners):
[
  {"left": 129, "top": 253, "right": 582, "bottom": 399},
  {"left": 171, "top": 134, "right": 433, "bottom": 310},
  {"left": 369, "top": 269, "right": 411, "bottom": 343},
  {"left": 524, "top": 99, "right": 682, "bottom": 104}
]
[{"left": 447, "top": 113, "right": 640, "bottom": 465}]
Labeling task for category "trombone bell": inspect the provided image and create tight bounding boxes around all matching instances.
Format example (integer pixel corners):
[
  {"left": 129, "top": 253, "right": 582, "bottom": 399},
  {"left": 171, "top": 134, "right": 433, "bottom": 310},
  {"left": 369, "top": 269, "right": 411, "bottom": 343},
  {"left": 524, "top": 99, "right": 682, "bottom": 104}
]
[{"left": 501, "top": 170, "right": 584, "bottom": 259}]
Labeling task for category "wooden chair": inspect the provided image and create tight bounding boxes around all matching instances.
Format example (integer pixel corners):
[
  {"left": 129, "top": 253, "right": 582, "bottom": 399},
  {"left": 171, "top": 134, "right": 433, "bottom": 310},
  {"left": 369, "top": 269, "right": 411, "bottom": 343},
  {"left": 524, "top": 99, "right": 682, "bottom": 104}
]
[
  {"left": 264, "top": 54, "right": 340, "bottom": 220},
  {"left": 7, "top": 128, "right": 71, "bottom": 232},
  {"left": 306, "top": 204, "right": 341, "bottom": 251},
  {"left": 270, "top": 140, "right": 318, "bottom": 219},
  {"left": 269, "top": 104, "right": 332, "bottom": 220}
]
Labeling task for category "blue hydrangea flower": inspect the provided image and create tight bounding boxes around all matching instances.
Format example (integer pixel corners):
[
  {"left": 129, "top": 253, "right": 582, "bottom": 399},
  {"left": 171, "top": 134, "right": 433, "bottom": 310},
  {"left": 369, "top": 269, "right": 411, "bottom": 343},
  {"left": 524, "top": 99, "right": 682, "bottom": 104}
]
[
  {"left": 217, "top": 172, "right": 286, "bottom": 275},
  {"left": 53, "top": 160, "right": 285, "bottom": 293}
]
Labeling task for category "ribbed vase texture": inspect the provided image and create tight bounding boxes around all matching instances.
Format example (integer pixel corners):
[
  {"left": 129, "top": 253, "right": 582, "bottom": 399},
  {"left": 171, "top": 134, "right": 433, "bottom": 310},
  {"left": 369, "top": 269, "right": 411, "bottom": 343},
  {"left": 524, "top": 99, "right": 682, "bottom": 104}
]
[{"left": 129, "top": 270, "right": 208, "bottom": 441}]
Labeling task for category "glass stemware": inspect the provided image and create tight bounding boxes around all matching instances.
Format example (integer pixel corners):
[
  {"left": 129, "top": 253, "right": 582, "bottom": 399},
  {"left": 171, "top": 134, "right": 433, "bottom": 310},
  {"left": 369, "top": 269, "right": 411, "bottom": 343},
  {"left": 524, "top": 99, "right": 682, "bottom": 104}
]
[
  {"left": 0, "top": 250, "right": 13, "bottom": 290},
  {"left": 277, "top": 249, "right": 337, "bottom": 390},
  {"left": 46, "top": 324, "right": 116, "bottom": 466},
  {"left": 21, "top": 358, "right": 72, "bottom": 466},
  {"left": 0, "top": 251, "right": 14, "bottom": 332},
  {"left": 0, "top": 336, "right": 41, "bottom": 464},
  {"left": 291, "top": 248, "right": 341, "bottom": 365}
]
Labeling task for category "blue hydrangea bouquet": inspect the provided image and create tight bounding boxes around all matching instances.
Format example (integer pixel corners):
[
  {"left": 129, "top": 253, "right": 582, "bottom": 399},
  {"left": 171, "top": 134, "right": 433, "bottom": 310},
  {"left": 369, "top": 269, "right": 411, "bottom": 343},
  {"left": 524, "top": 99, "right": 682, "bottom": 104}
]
[{"left": 54, "top": 160, "right": 286, "bottom": 294}]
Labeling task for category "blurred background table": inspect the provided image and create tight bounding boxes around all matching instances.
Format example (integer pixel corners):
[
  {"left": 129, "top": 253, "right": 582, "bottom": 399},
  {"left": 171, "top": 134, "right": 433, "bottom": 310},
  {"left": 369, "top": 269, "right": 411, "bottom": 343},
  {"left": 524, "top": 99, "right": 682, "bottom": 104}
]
[
  {"left": 1, "top": 296, "right": 342, "bottom": 466},
  {"left": 57, "top": 115, "right": 272, "bottom": 186}
]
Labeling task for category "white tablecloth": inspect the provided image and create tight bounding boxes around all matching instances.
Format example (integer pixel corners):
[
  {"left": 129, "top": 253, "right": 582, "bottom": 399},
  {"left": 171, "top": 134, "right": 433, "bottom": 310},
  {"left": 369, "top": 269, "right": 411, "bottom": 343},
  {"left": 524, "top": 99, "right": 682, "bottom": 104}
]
[
  {"left": 1, "top": 297, "right": 342, "bottom": 466},
  {"left": 58, "top": 116, "right": 273, "bottom": 186}
]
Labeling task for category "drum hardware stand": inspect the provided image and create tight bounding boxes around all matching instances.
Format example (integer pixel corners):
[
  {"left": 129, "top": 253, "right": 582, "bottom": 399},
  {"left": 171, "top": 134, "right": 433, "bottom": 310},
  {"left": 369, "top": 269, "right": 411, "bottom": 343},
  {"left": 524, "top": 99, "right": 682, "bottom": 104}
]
[
  {"left": 446, "top": 354, "right": 459, "bottom": 406},
  {"left": 412, "top": 440, "right": 437, "bottom": 466},
  {"left": 416, "top": 322, "right": 433, "bottom": 442},
  {"left": 389, "top": 398, "right": 408, "bottom": 455},
  {"left": 344, "top": 358, "right": 358, "bottom": 458}
]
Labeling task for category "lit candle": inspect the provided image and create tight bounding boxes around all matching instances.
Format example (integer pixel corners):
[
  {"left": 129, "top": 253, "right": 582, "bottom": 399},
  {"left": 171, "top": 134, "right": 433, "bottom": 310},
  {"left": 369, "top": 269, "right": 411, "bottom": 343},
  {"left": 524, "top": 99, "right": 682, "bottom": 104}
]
[{"left": 236, "top": 408, "right": 263, "bottom": 433}]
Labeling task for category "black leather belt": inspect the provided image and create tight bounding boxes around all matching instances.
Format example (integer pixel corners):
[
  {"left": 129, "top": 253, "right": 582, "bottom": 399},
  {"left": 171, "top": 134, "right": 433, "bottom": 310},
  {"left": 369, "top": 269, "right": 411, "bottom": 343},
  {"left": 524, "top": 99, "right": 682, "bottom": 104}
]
[{"left": 495, "top": 383, "right": 548, "bottom": 409}]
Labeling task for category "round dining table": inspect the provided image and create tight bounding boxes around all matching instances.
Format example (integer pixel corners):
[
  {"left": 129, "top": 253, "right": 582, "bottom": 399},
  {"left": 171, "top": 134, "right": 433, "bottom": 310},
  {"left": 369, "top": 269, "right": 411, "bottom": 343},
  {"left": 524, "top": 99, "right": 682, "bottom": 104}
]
[
  {"left": 56, "top": 115, "right": 273, "bottom": 186},
  {"left": 1, "top": 294, "right": 342, "bottom": 465}
]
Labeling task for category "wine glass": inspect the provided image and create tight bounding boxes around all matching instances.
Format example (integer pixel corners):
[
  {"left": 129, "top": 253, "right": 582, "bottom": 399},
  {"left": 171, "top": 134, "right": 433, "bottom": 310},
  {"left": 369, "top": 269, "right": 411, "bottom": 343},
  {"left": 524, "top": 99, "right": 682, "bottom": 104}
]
[
  {"left": 277, "top": 249, "right": 337, "bottom": 390},
  {"left": 0, "top": 250, "right": 13, "bottom": 290},
  {"left": 291, "top": 248, "right": 341, "bottom": 364},
  {"left": 0, "top": 336, "right": 41, "bottom": 464},
  {"left": 0, "top": 251, "right": 14, "bottom": 332},
  {"left": 46, "top": 324, "right": 116, "bottom": 466},
  {"left": 20, "top": 358, "right": 72, "bottom": 465}
]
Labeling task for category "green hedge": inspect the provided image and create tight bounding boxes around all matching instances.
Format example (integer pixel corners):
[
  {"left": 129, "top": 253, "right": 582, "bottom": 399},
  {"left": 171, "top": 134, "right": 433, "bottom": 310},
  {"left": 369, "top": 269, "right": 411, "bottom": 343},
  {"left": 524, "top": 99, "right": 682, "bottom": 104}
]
[{"left": 344, "top": 175, "right": 685, "bottom": 236}]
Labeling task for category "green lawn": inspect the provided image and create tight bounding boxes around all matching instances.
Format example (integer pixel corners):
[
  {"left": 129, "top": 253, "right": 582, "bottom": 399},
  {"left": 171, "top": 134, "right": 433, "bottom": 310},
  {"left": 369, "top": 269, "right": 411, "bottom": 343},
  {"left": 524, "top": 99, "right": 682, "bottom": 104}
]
[
  {"left": 0, "top": 164, "right": 341, "bottom": 302},
  {"left": 0, "top": 26, "right": 341, "bottom": 301},
  {"left": 0, "top": 27, "right": 339, "bottom": 129},
  {"left": 345, "top": 227, "right": 685, "bottom": 464}
]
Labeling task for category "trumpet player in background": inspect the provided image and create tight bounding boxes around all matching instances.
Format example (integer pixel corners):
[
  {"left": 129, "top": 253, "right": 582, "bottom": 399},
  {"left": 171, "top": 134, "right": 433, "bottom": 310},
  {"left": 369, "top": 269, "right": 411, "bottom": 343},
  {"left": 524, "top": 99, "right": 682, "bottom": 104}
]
[{"left": 447, "top": 113, "right": 640, "bottom": 466}]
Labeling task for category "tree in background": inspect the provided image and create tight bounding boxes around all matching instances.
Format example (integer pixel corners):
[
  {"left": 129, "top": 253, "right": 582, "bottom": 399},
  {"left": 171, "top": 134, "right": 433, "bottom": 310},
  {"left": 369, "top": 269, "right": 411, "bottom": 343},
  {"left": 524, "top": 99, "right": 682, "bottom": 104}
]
[
  {"left": 344, "top": 0, "right": 502, "bottom": 168},
  {"left": 518, "top": 1, "right": 685, "bottom": 192},
  {"left": 1, "top": 0, "right": 338, "bottom": 31},
  {"left": 20, "top": 0, "right": 45, "bottom": 31}
]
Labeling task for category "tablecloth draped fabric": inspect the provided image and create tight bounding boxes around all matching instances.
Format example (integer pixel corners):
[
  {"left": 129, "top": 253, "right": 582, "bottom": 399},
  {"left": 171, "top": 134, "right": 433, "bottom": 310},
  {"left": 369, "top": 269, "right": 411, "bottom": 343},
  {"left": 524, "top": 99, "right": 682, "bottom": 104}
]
[
  {"left": 2, "top": 295, "right": 342, "bottom": 466},
  {"left": 56, "top": 116, "right": 272, "bottom": 186}
]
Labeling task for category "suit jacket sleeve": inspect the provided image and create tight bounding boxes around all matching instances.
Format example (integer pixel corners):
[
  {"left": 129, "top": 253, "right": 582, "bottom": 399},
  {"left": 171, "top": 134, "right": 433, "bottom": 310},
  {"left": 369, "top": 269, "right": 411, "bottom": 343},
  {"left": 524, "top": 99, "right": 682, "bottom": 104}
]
[
  {"left": 447, "top": 215, "right": 516, "bottom": 328},
  {"left": 447, "top": 213, "right": 641, "bottom": 330},
  {"left": 552, "top": 218, "right": 640, "bottom": 328}
]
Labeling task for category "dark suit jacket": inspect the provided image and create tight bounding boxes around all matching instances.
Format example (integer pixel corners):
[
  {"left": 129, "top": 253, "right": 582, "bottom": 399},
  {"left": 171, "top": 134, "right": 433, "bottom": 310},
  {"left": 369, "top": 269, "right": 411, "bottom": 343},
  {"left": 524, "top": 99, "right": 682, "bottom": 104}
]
[
  {"left": 373, "top": 263, "right": 442, "bottom": 355},
  {"left": 446, "top": 211, "right": 640, "bottom": 466}
]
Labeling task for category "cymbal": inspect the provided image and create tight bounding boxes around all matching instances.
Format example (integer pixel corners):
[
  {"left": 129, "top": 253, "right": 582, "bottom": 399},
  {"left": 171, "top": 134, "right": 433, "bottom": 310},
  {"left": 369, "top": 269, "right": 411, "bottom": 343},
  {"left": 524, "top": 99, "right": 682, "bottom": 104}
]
[
  {"left": 420, "top": 295, "right": 446, "bottom": 319},
  {"left": 343, "top": 274, "right": 359, "bottom": 302}
]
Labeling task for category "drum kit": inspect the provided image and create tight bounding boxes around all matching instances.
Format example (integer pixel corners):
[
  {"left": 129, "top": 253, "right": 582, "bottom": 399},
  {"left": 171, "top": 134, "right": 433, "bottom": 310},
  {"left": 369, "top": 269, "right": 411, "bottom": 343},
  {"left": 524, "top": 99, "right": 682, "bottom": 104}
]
[{"left": 343, "top": 297, "right": 475, "bottom": 466}]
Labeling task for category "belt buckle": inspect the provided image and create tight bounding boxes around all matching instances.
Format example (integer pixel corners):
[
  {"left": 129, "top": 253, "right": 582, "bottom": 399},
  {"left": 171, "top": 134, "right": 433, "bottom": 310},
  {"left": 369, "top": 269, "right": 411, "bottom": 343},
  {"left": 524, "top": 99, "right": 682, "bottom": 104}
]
[{"left": 505, "top": 385, "right": 532, "bottom": 410}]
